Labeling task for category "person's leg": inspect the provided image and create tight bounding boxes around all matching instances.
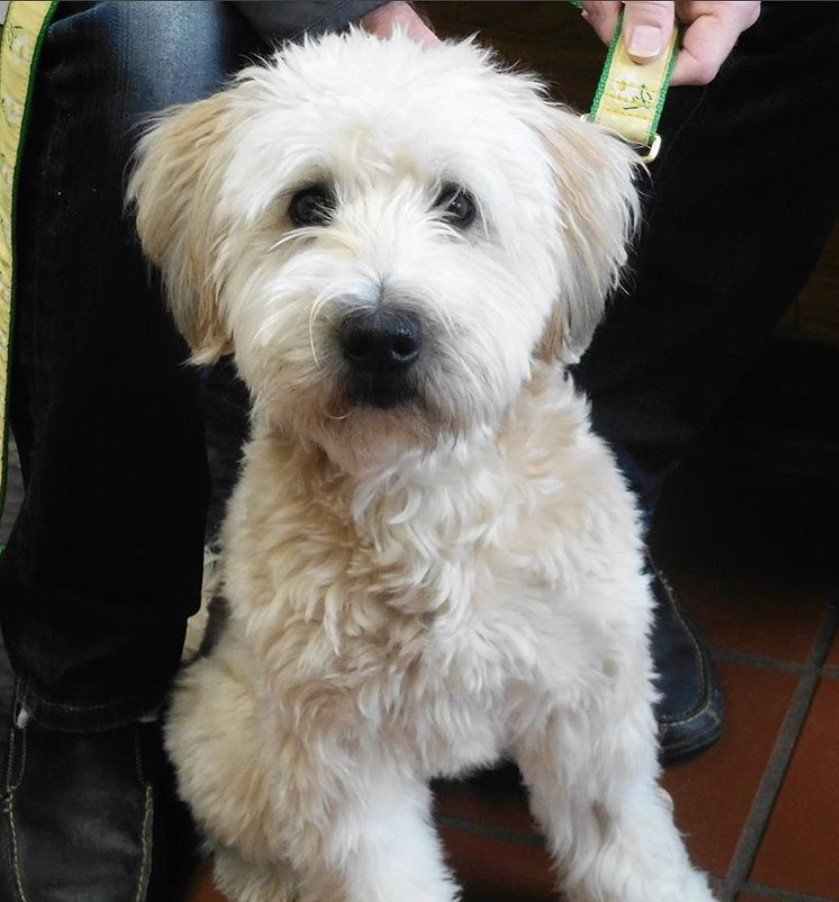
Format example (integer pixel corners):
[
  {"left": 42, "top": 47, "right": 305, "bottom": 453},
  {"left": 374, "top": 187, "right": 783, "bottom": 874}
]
[
  {"left": 575, "top": 1, "right": 839, "bottom": 762},
  {"left": 0, "top": 3, "right": 262, "bottom": 897},
  {"left": 1, "top": 0, "right": 262, "bottom": 728}
]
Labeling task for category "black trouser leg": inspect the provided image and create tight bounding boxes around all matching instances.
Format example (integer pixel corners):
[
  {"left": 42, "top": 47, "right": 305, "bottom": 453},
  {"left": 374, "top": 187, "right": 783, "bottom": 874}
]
[
  {"left": 0, "top": 0, "right": 260, "bottom": 731},
  {"left": 577, "top": 2, "right": 839, "bottom": 515}
]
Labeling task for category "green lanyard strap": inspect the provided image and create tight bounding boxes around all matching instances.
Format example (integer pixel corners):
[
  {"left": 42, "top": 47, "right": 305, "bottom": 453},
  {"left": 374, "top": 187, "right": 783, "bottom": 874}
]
[{"left": 579, "top": 6, "right": 679, "bottom": 163}]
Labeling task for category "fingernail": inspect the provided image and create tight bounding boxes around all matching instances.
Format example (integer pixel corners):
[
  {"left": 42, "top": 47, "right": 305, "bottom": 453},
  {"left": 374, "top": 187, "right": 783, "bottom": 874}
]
[{"left": 627, "top": 24, "right": 663, "bottom": 59}]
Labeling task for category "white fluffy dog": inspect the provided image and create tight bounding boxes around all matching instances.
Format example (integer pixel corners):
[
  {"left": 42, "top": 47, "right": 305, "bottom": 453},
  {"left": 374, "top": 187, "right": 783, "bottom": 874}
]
[{"left": 129, "top": 29, "right": 713, "bottom": 902}]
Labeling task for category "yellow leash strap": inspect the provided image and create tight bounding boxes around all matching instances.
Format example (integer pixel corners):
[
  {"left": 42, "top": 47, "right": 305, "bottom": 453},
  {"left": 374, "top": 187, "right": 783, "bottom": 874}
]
[
  {"left": 581, "top": 6, "right": 679, "bottom": 163},
  {"left": 0, "top": 1, "right": 59, "bottom": 531}
]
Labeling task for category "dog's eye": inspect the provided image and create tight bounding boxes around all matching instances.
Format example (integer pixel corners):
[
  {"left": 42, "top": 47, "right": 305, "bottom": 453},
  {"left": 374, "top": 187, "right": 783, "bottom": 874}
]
[
  {"left": 289, "top": 185, "right": 335, "bottom": 227},
  {"left": 437, "top": 184, "right": 476, "bottom": 230}
]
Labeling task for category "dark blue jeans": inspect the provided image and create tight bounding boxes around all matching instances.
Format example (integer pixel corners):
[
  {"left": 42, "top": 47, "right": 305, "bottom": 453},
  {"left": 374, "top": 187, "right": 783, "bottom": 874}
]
[
  {"left": 0, "top": 1, "right": 836, "bottom": 732},
  {"left": 0, "top": 1, "right": 261, "bottom": 730}
]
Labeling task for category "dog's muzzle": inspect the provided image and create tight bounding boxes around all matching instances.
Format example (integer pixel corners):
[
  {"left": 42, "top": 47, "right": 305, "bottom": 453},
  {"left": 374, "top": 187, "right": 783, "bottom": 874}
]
[{"left": 339, "top": 309, "right": 422, "bottom": 409}]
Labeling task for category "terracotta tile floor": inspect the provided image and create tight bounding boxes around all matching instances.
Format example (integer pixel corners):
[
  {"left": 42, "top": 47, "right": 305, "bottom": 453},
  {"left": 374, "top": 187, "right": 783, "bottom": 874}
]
[
  {"left": 751, "top": 679, "right": 839, "bottom": 898},
  {"left": 188, "top": 461, "right": 839, "bottom": 901}
]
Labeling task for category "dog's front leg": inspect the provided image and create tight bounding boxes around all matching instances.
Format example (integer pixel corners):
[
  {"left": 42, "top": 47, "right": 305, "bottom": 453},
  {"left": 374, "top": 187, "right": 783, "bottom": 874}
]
[
  {"left": 286, "top": 768, "right": 459, "bottom": 902},
  {"left": 514, "top": 707, "right": 714, "bottom": 902}
]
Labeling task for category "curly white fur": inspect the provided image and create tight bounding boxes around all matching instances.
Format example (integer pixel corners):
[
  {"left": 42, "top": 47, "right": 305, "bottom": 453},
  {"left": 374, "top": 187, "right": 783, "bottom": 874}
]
[{"left": 129, "top": 29, "right": 713, "bottom": 902}]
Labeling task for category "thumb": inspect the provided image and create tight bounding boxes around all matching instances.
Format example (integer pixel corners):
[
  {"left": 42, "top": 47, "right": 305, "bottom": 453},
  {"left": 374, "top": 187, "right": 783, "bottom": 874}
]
[{"left": 622, "top": 0, "right": 675, "bottom": 64}]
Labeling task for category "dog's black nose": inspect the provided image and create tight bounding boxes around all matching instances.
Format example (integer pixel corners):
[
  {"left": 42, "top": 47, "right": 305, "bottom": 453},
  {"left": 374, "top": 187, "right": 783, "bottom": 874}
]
[{"left": 339, "top": 309, "right": 422, "bottom": 373}]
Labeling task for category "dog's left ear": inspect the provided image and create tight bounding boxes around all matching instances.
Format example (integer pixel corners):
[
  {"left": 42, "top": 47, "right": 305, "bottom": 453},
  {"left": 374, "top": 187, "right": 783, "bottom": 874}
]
[{"left": 533, "top": 109, "right": 641, "bottom": 363}]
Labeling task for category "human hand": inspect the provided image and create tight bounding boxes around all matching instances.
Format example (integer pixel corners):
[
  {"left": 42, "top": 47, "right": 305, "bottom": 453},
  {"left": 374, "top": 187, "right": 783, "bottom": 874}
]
[
  {"left": 360, "top": 1, "right": 440, "bottom": 46},
  {"left": 580, "top": 1, "right": 761, "bottom": 86}
]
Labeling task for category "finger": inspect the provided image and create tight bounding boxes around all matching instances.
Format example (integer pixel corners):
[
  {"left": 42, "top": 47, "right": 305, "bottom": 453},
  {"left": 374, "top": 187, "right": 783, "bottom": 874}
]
[
  {"left": 580, "top": 1, "right": 623, "bottom": 47},
  {"left": 622, "top": 1, "right": 676, "bottom": 64},
  {"left": 360, "top": 0, "right": 441, "bottom": 46},
  {"left": 407, "top": 18, "right": 441, "bottom": 47},
  {"left": 671, "top": 10, "right": 742, "bottom": 85}
]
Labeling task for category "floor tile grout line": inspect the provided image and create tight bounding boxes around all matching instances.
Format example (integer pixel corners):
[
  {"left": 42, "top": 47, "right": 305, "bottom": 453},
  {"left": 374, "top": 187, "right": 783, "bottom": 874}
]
[
  {"left": 710, "top": 642, "right": 839, "bottom": 678},
  {"left": 740, "top": 881, "right": 839, "bottom": 902},
  {"left": 436, "top": 812, "right": 545, "bottom": 849},
  {"left": 719, "top": 601, "right": 839, "bottom": 902},
  {"left": 711, "top": 647, "right": 807, "bottom": 676},
  {"left": 720, "top": 672, "right": 817, "bottom": 900}
]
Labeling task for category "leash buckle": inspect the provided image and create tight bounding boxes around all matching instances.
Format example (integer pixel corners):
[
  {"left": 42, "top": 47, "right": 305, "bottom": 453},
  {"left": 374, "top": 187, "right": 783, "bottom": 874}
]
[{"left": 637, "top": 133, "right": 662, "bottom": 164}]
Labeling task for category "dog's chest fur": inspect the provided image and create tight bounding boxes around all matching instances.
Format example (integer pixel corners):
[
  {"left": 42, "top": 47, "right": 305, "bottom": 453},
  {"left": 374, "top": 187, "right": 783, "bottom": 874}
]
[{"left": 217, "top": 368, "right": 648, "bottom": 775}]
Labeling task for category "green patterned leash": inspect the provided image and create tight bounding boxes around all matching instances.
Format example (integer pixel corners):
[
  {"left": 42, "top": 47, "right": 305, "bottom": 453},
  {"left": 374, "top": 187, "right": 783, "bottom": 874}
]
[{"left": 573, "top": 2, "right": 679, "bottom": 162}]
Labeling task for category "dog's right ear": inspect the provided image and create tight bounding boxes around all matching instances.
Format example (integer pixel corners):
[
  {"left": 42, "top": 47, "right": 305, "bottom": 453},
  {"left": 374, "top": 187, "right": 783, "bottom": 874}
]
[
  {"left": 530, "top": 107, "right": 642, "bottom": 364},
  {"left": 128, "top": 92, "right": 236, "bottom": 364}
]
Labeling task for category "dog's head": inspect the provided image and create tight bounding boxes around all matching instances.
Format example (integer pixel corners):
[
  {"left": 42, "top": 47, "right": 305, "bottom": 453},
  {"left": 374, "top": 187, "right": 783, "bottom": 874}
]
[{"left": 129, "top": 30, "right": 639, "bottom": 469}]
